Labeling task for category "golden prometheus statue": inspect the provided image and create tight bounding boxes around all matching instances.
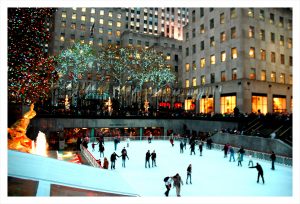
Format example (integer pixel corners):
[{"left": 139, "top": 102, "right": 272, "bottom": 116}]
[{"left": 8, "top": 103, "right": 36, "bottom": 153}]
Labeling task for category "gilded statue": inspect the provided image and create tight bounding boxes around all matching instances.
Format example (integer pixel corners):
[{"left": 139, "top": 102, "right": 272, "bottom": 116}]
[{"left": 8, "top": 103, "right": 36, "bottom": 153}]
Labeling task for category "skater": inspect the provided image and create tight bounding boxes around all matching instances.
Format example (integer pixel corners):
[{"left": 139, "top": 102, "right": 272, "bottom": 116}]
[
  {"left": 121, "top": 147, "right": 129, "bottom": 168},
  {"left": 148, "top": 133, "right": 153, "bottom": 143},
  {"left": 183, "top": 136, "right": 187, "bottom": 149},
  {"left": 126, "top": 137, "right": 130, "bottom": 148},
  {"left": 103, "top": 157, "right": 109, "bottom": 169},
  {"left": 237, "top": 153, "right": 242, "bottom": 166},
  {"left": 180, "top": 141, "right": 184, "bottom": 153},
  {"left": 190, "top": 140, "right": 196, "bottom": 155},
  {"left": 198, "top": 141, "right": 203, "bottom": 156},
  {"left": 110, "top": 152, "right": 120, "bottom": 170},
  {"left": 76, "top": 137, "right": 82, "bottom": 151},
  {"left": 207, "top": 137, "right": 213, "bottom": 149},
  {"left": 270, "top": 151, "right": 276, "bottom": 170},
  {"left": 249, "top": 162, "right": 265, "bottom": 184},
  {"left": 164, "top": 176, "right": 173, "bottom": 197},
  {"left": 99, "top": 143, "right": 105, "bottom": 158},
  {"left": 229, "top": 146, "right": 235, "bottom": 162},
  {"left": 114, "top": 136, "right": 119, "bottom": 151},
  {"left": 92, "top": 142, "right": 96, "bottom": 152},
  {"left": 238, "top": 146, "right": 245, "bottom": 161},
  {"left": 186, "top": 164, "right": 192, "bottom": 184},
  {"left": 151, "top": 150, "right": 157, "bottom": 167},
  {"left": 170, "top": 137, "right": 174, "bottom": 147},
  {"left": 145, "top": 150, "right": 151, "bottom": 168},
  {"left": 248, "top": 153, "right": 254, "bottom": 167},
  {"left": 173, "top": 173, "right": 184, "bottom": 197},
  {"left": 222, "top": 143, "right": 229, "bottom": 158}
]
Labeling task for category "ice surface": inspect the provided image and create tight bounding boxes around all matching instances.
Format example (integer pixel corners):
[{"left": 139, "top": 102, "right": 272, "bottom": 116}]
[{"left": 88, "top": 140, "right": 292, "bottom": 197}]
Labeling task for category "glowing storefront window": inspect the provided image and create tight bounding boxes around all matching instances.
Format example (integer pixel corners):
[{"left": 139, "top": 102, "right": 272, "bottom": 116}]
[
  {"left": 200, "top": 97, "right": 214, "bottom": 114},
  {"left": 252, "top": 95, "right": 267, "bottom": 114},
  {"left": 220, "top": 95, "right": 236, "bottom": 114},
  {"left": 273, "top": 97, "right": 286, "bottom": 113},
  {"left": 185, "top": 99, "right": 195, "bottom": 111}
]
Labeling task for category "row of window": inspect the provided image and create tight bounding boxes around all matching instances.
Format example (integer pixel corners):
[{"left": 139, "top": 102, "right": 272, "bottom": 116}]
[
  {"left": 185, "top": 48, "right": 292, "bottom": 69},
  {"left": 62, "top": 9, "right": 122, "bottom": 19},
  {"left": 185, "top": 70, "right": 292, "bottom": 88},
  {"left": 190, "top": 8, "right": 292, "bottom": 30}
]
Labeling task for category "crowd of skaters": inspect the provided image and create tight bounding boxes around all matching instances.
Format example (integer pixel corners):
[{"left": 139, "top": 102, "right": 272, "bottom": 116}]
[{"left": 78, "top": 132, "right": 278, "bottom": 196}]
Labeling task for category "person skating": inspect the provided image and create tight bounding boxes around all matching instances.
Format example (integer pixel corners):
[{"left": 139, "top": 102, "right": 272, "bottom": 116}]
[
  {"left": 145, "top": 150, "right": 151, "bottom": 168},
  {"left": 164, "top": 176, "right": 173, "bottom": 197},
  {"left": 151, "top": 150, "right": 157, "bottom": 167},
  {"left": 248, "top": 153, "right": 254, "bottom": 167},
  {"left": 270, "top": 151, "right": 276, "bottom": 170},
  {"left": 222, "top": 143, "right": 229, "bottom": 158},
  {"left": 99, "top": 143, "right": 105, "bottom": 158},
  {"left": 190, "top": 140, "right": 196, "bottom": 155},
  {"left": 103, "top": 157, "right": 109, "bottom": 169},
  {"left": 207, "top": 137, "right": 213, "bottom": 149},
  {"left": 249, "top": 162, "right": 265, "bottom": 184},
  {"left": 148, "top": 133, "right": 153, "bottom": 143},
  {"left": 114, "top": 136, "right": 119, "bottom": 151},
  {"left": 91, "top": 142, "right": 96, "bottom": 152},
  {"left": 121, "top": 147, "right": 129, "bottom": 168},
  {"left": 110, "top": 152, "right": 120, "bottom": 170},
  {"left": 238, "top": 146, "right": 245, "bottom": 161},
  {"left": 229, "top": 146, "right": 235, "bottom": 162},
  {"left": 173, "top": 173, "right": 184, "bottom": 197},
  {"left": 186, "top": 164, "right": 192, "bottom": 184},
  {"left": 170, "top": 137, "right": 174, "bottom": 147},
  {"left": 237, "top": 153, "right": 242, "bottom": 166},
  {"left": 126, "top": 137, "right": 130, "bottom": 148},
  {"left": 198, "top": 141, "right": 203, "bottom": 156},
  {"left": 180, "top": 141, "right": 184, "bottom": 153}
]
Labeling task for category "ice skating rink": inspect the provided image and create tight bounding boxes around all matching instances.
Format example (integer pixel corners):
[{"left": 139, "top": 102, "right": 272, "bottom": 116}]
[{"left": 88, "top": 140, "right": 292, "bottom": 197}]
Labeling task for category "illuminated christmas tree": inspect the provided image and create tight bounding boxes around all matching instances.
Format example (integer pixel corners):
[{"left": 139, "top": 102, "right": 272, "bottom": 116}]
[{"left": 8, "top": 8, "right": 58, "bottom": 105}]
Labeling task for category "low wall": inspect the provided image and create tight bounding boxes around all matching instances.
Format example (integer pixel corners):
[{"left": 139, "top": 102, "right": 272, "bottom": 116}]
[{"left": 211, "top": 133, "right": 292, "bottom": 157}]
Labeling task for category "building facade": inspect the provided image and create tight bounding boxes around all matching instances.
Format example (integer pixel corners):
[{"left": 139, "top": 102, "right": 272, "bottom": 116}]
[{"left": 182, "top": 8, "right": 293, "bottom": 114}]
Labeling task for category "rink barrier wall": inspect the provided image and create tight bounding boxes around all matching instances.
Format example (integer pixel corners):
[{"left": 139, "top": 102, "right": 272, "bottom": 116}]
[
  {"left": 89, "top": 136, "right": 292, "bottom": 167},
  {"left": 80, "top": 144, "right": 101, "bottom": 168}
]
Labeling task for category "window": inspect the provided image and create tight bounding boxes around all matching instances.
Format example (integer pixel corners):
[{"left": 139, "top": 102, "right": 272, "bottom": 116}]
[
  {"left": 99, "top": 19, "right": 104, "bottom": 24},
  {"left": 249, "top": 68, "right": 256, "bottom": 80},
  {"left": 211, "top": 73, "right": 215, "bottom": 83},
  {"left": 270, "top": 32, "right": 275, "bottom": 43},
  {"left": 192, "top": 10, "right": 196, "bottom": 22},
  {"left": 61, "top": 21, "right": 66, "bottom": 28},
  {"left": 261, "top": 70, "right": 266, "bottom": 81},
  {"left": 279, "top": 73, "right": 285, "bottom": 84},
  {"left": 81, "top": 15, "right": 86, "bottom": 22},
  {"left": 117, "top": 13, "right": 122, "bottom": 19},
  {"left": 100, "top": 10, "right": 104, "bottom": 15},
  {"left": 186, "top": 32, "right": 189, "bottom": 41},
  {"left": 108, "top": 29, "right": 112, "bottom": 35},
  {"left": 192, "top": 29, "right": 196, "bottom": 38},
  {"left": 273, "top": 96, "right": 287, "bottom": 113},
  {"left": 288, "top": 38, "right": 292, "bottom": 48},
  {"left": 192, "top": 61, "right": 196, "bottom": 70},
  {"left": 116, "top": 30, "right": 121, "bottom": 37},
  {"left": 200, "top": 76, "right": 205, "bottom": 85},
  {"left": 248, "top": 8, "right": 254, "bottom": 18},
  {"left": 210, "top": 19, "right": 214, "bottom": 29},
  {"left": 108, "top": 20, "right": 113, "bottom": 26},
  {"left": 200, "top": 97, "right": 214, "bottom": 114},
  {"left": 271, "top": 52, "right": 276, "bottom": 63},
  {"left": 117, "top": 22, "right": 122, "bottom": 27},
  {"left": 200, "top": 41, "right": 204, "bottom": 50},
  {"left": 200, "top": 8, "right": 204, "bottom": 17},
  {"left": 82, "top": 8, "right": 86, "bottom": 12},
  {"left": 185, "top": 79, "right": 190, "bottom": 88},
  {"left": 220, "top": 13, "right": 225, "bottom": 24},
  {"left": 166, "top": 53, "right": 171, "bottom": 61},
  {"left": 192, "top": 44, "right": 196, "bottom": 54},
  {"left": 231, "top": 27, "right": 236, "bottom": 39},
  {"left": 259, "top": 10, "right": 265, "bottom": 21},
  {"left": 260, "top": 49, "right": 266, "bottom": 61},
  {"left": 271, "top": 72, "right": 276, "bottom": 82},
  {"left": 231, "top": 47, "right": 238, "bottom": 59},
  {"left": 60, "top": 33, "right": 65, "bottom": 41},
  {"left": 220, "top": 32, "right": 226, "bottom": 43},
  {"left": 99, "top": 27, "right": 103, "bottom": 34},
  {"left": 71, "top": 23, "right": 76, "bottom": 29},
  {"left": 289, "top": 56, "right": 293, "bottom": 66},
  {"left": 248, "top": 26, "right": 255, "bottom": 38},
  {"left": 289, "top": 75, "right": 293, "bottom": 84},
  {"left": 270, "top": 13, "right": 275, "bottom": 24},
  {"left": 200, "top": 24, "right": 205, "bottom": 34},
  {"left": 89, "top": 37, "right": 93, "bottom": 45},
  {"left": 280, "top": 54, "right": 285, "bottom": 65},
  {"left": 200, "top": 58, "right": 205, "bottom": 68},
  {"left": 108, "top": 11, "right": 113, "bottom": 17},
  {"left": 70, "top": 34, "right": 75, "bottom": 43},
  {"left": 221, "top": 51, "right": 226, "bottom": 62},
  {"left": 279, "top": 16, "right": 284, "bottom": 28},
  {"left": 287, "top": 19, "right": 292, "bottom": 30},
  {"left": 210, "top": 55, "right": 216, "bottom": 65},
  {"left": 220, "top": 95, "right": 236, "bottom": 114},
  {"left": 252, "top": 95, "right": 267, "bottom": 114},
  {"left": 260, "top": 29, "right": 265, "bottom": 41},
  {"left": 185, "top": 63, "right": 190, "bottom": 72},
  {"left": 186, "top": 47, "right": 189, "bottom": 56},
  {"left": 221, "top": 71, "right": 226, "bottom": 82},
  {"left": 90, "top": 17, "right": 95, "bottom": 23},
  {"left": 232, "top": 68, "right": 237, "bottom": 80},
  {"left": 280, "top": 35, "right": 284, "bottom": 46},
  {"left": 230, "top": 8, "right": 237, "bottom": 19},
  {"left": 192, "top": 77, "right": 197, "bottom": 86},
  {"left": 210, "top": 36, "right": 215, "bottom": 47},
  {"left": 72, "top": 13, "right": 76, "bottom": 20},
  {"left": 91, "top": 8, "right": 95, "bottom": 14},
  {"left": 249, "top": 47, "right": 255, "bottom": 58},
  {"left": 80, "top": 24, "right": 85, "bottom": 30},
  {"left": 61, "top": 11, "right": 67, "bottom": 18}
]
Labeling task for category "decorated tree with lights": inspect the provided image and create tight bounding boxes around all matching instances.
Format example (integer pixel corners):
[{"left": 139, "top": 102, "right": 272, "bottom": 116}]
[
  {"left": 8, "top": 8, "right": 58, "bottom": 105},
  {"left": 55, "top": 42, "right": 97, "bottom": 107}
]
